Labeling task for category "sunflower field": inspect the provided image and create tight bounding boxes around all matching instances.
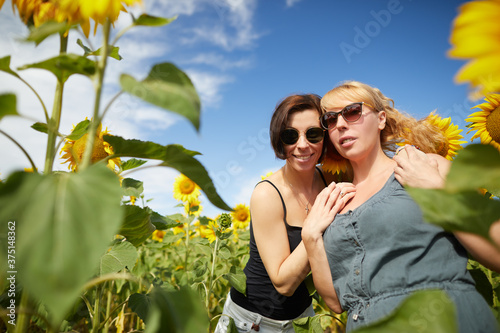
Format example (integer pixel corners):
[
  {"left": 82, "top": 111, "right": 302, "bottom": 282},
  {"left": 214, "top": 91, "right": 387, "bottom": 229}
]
[{"left": 0, "top": 1, "right": 500, "bottom": 333}]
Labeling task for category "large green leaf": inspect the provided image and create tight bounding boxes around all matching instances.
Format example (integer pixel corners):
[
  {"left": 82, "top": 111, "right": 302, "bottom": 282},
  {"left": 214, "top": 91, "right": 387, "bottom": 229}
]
[
  {"left": 0, "top": 94, "right": 19, "bottom": 120},
  {"left": 0, "top": 165, "right": 123, "bottom": 326},
  {"left": 445, "top": 144, "right": 500, "bottom": 195},
  {"left": 351, "top": 290, "right": 457, "bottom": 333},
  {"left": 100, "top": 240, "right": 138, "bottom": 275},
  {"left": 104, "top": 135, "right": 231, "bottom": 211},
  {"left": 406, "top": 188, "right": 500, "bottom": 240},
  {"left": 121, "top": 178, "right": 144, "bottom": 197},
  {"left": 18, "top": 54, "right": 96, "bottom": 83},
  {"left": 120, "top": 62, "right": 200, "bottom": 131},
  {"left": 119, "top": 205, "right": 156, "bottom": 246}
]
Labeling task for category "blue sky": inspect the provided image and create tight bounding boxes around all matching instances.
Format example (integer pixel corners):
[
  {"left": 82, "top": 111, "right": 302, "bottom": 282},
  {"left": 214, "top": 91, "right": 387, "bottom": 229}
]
[{"left": 0, "top": 0, "right": 475, "bottom": 218}]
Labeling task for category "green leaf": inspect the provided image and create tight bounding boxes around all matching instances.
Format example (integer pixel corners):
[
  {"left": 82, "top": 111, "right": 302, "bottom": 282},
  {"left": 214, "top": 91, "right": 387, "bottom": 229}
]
[
  {"left": 121, "top": 158, "right": 148, "bottom": 171},
  {"left": 134, "top": 14, "right": 177, "bottom": 27},
  {"left": 26, "top": 21, "right": 72, "bottom": 46},
  {"left": 0, "top": 165, "right": 123, "bottom": 326},
  {"left": 468, "top": 268, "right": 494, "bottom": 306},
  {"left": 119, "top": 205, "right": 156, "bottom": 246},
  {"left": 65, "top": 119, "right": 90, "bottom": 140},
  {"left": 129, "top": 293, "right": 152, "bottom": 323},
  {"left": 122, "top": 177, "right": 144, "bottom": 197},
  {"left": 150, "top": 212, "right": 182, "bottom": 230},
  {"left": 100, "top": 241, "right": 138, "bottom": 275},
  {"left": 351, "top": 290, "right": 456, "bottom": 333},
  {"left": 120, "top": 62, "right": 200, "bottom": 131},
  {"left": 0, "top": 94, "right": 19, "bottom": 120},
  {"left": 18, "top": 54, "right": 96, "bottom": 83},
  {"left": 77, "top": 39, "right": 123, "bottom": 60},
  {"left": 445, "top": 144, "right": 500, "bottom": 195},
  {"left": 222, "top": 266, "right": 246, "bottom": 296},
  {"left": 406, "top": 188, "right": 500, "bottom": 240},
  {"left": 0, "top": 56, "right": 20, "bottom": 77},
  {"left": 31, "top": 122, "right": 48, "bottom": 134},
  {"left": 292, "top": 316, "right": 324, "bottom": 333},
  {"left": 104, "top": 135, "right": 231, "bottom": 211},
  {"left": 144, "top": 286, "right": 209, "bottom": 333}
]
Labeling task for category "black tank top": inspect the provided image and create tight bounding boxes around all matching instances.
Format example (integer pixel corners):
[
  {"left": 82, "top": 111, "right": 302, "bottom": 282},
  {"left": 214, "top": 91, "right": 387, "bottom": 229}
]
[{"left": 230, "top": 168, "right": 327, "bottom": 320}]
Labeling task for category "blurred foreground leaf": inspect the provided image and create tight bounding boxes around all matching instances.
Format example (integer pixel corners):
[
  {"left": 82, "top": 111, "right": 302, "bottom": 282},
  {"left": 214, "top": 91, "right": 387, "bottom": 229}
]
[
  {"left": 445, "top": 144, "right": 500, "bottom": 196},
  {"left": 351, "top": 290, "right": 456, "bottom": 333},
  {"left": 0, "top": 164, "right": 123, "bottom": 326},
  {"left": 119, "top": 205, "right": 156, "bottom": 246},
  {"left": 129, "top": 286, "right": 208, "bottom": 332},
  {"left": 120, "top": 62, "right": 200, "bottom": 131},
  {"left": 0, "top": 93, "right": 18, "bottom": 120}
]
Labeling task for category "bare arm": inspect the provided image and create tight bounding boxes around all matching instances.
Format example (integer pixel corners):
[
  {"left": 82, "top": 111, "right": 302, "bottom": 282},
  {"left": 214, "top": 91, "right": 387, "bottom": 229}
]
[
  {"left": 393, "top": 145, "right": 500, "bottom": 272},
  {"left": 250, "top": 182, "right": 310, "bottom": 296},
  {"left": 302, "top": 182, "right": 356, "bottom": 313}
]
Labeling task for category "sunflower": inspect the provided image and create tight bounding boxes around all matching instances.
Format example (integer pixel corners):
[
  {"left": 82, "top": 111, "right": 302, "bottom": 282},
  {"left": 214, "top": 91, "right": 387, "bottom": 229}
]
[
  {"left": 424, "top": 112, "right": 467, "bottom": 160},
  {"left": 231, "top": 204, "right": 250, "bottom": 229},
  {"left": 466, "top": 93, "right": 500, "bottom": 152},
  {"left": 70, "top": 0, "right": 142, "bottom": 28},
  {"left": 184, "top": 198, "right": 203, "bottom": 216},
  {"left": 448, "top": 0, "right": 500, "bottom": 98},
  {"left": 60, "top": 122, "right": 121, "bottom": 172},
  {"left": 151, "top": 229, "right": 165, "bottom": 242},
  {"left": 0, "top": 0, "right": 5, "bottom": 11},
  {"left": 261, "top": 171, "right": 273, "bottom": 180},
  {"left": 200, "top": 219, "right": 218, "bottom": 243},
  {"left": 321, "top": 153, "right": 349, "bottom": 175},
  {"left": 173, "top": 174, "right": 201, "bottom": 203}
]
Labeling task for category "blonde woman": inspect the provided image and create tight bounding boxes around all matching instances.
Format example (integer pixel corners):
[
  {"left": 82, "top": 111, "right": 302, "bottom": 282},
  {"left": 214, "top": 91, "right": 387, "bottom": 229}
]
[{"left": 302, "top": 81, "right": 499, "bottom": 332}]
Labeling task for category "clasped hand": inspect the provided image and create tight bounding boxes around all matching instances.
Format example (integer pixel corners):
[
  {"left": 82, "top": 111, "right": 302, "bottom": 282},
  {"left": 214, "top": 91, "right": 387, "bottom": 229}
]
[{"left": 302, "top": 182, "right": 356, "bottom": 241}]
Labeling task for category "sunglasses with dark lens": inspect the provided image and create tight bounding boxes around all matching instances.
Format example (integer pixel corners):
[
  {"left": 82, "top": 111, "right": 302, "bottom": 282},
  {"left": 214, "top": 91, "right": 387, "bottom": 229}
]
[
  {"left": 320, "top": 102, "right": 375, "bottom": 130},
  {"left": 280, "top": 127, "right": 325, "bottom": 145}
]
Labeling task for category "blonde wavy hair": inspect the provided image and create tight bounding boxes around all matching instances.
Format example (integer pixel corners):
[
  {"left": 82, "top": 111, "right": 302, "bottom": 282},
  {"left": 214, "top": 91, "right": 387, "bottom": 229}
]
[{"left": 321, "top": 80, "right": 447, "bottom": 158}]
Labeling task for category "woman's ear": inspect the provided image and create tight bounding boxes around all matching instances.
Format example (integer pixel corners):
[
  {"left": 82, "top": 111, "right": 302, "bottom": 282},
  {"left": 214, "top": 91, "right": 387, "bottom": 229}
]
[{"left": 378, "top": 111, "right": 386, "bottom": 130}]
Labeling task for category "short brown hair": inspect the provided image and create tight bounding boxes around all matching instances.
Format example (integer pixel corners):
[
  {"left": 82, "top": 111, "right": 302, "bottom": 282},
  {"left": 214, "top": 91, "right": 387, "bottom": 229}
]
[{"left": 270, "top": 94, "right": 323, "bottom": 160}]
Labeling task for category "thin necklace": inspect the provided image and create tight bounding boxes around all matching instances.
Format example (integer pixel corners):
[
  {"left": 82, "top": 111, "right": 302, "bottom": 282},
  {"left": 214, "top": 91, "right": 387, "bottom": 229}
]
[{"left": 283, "top": 165, "right": 315, "bottom": 215}]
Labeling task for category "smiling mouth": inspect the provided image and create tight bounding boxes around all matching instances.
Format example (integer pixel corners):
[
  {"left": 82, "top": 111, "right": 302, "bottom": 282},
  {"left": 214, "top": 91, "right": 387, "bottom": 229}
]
[
  {"left": 293, "top": 154, "right": 313, "bottom": 160},
  {"left": 341, "top": 138, "right": 355, "bottom": 145}
]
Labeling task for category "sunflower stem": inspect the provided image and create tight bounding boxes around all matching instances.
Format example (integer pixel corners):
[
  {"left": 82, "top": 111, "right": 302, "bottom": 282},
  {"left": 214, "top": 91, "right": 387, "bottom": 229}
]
[
  {"left": 80, "top": 20, "right": 111, "bottom": 171},
  {"left": 43, "top": 33, "right": 67, "bottom": 174},
  {"left": 206, "top": 236, "right": 220, "bottom": 312}
]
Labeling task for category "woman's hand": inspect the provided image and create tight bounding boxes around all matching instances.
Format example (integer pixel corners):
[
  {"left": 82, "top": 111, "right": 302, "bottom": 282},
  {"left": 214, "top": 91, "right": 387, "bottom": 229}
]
[
  {"left": 393, "top": 145, "right": 447, "bottom": 188},
  {"left": 302, "top": 182, "right": 356, "bottom": 241}
]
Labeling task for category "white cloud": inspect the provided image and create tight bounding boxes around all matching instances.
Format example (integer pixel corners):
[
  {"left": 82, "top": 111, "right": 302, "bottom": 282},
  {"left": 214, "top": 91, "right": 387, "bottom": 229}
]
[
  {"left": 186, "top": 69, "right": 234, "bottom": 108},
  {"left": 181, "top": 53, "right": 252, "bottom": 71},
  {"left": 286, "top": 0, "right": 303, "bottom": 7}
]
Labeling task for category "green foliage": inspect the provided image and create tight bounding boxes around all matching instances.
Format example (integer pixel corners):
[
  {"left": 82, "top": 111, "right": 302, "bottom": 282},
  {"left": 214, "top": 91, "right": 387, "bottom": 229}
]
[
  {"left": 0, "top": 164, "right": 124, "bottom": 326},
  {"left": 18, "top": 54, "right": 96, "bottom": 83},
  {"left": 351, "top": 290, "right": 457, "bottom": 333},
  {"left": 0, "top": 94, "right": 18, "bottom": 120},
  {"left": 407, "top": 144, "right": 500, "bottom": 241},
  {"left": 120, "top": 62, "right": 201, "bottom": 131}
]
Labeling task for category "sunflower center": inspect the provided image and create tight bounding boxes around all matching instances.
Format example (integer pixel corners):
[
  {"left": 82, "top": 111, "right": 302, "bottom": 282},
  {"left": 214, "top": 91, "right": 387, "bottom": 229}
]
[
  {"left": 236, "top": 210, "right": 249, "bottom": 222},
  {"left": 180, "top": 179, "right": 196, "bottom": 194},
  {"left": 72, "top": 134, "right": 108, "bottom": 163},
  {"left": 486, "top": 106, "right": 500, "bottom": 142}
]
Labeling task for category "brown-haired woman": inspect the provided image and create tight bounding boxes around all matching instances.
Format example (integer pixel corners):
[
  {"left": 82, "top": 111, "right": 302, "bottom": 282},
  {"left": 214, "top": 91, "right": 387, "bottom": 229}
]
[{"left": 215, "top": 93, "right": 354, "bottom": 333}]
